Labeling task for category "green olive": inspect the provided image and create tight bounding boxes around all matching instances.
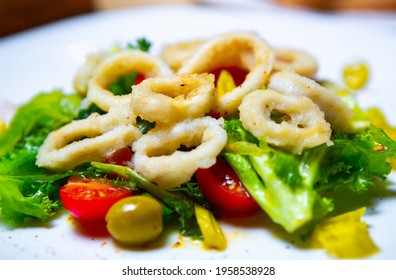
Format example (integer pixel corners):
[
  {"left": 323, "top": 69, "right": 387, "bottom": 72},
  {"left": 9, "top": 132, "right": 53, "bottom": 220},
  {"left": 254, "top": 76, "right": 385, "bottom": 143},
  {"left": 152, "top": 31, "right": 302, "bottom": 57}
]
[{"left": 105, "top": 195, "right": 163, "bottom": 246}]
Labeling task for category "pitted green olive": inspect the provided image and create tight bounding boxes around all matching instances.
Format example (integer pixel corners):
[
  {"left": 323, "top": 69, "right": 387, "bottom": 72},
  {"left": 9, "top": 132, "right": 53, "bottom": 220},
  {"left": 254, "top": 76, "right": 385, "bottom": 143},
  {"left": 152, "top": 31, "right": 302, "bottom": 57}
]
[{"left": 105, "top": 195, "right": 163, "bottom": 246}]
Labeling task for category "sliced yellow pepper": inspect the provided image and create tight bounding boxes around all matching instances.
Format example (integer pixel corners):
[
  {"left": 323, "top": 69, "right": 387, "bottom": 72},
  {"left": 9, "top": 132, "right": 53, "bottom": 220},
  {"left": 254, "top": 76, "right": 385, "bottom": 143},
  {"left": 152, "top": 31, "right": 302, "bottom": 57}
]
[
  {"left": 343, "top": 62, "right": 369, "bottom": 90},
  {"left": 216, "top": 69, "right": 236, "bottom": 99},
  {"left": 194, "top": 203, "right": 227, "bottom": 251},
  {"left": 310, "top": 208, "right": 379, "bottom": 259},
  {"left": 0, "top": 121, "right": 6, "bottom": 135}
]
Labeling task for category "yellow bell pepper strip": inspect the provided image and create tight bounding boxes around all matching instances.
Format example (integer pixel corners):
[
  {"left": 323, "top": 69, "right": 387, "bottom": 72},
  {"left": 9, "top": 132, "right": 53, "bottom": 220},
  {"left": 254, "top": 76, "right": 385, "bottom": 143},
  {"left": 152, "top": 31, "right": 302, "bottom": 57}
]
[
  {"left": 216, "top": 69, "right": 236, "bottom": 99},
  {"left": 343, "top": 62, "right": 369, "bottom": 90},
  {"left": 194, "top": 203, "right": 227, "bottom": 251},
  {"left": 310, "top": 207, "right": 379, "bottom": 259},
  {"left": 0, "top": 121, "right": 6, "bottom": 135}
]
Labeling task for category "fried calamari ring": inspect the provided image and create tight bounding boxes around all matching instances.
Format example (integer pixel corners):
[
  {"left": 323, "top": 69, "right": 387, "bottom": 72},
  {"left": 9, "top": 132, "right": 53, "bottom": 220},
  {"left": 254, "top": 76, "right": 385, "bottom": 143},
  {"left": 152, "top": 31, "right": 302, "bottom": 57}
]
[
  {"left": 268, "top": 70, "right": 352, "bottom": 131},
  {"left": 87, "top": 49, "right": 173, "bottom": 111},
  {"left": 73, "top": 50, "right": 108, "bottom": 96},
  {"left": 132, "top": 117, "right": 227, "bottom": 189},
  {"left": 239, "top": 89, "right": 331, "bottom": 154},
  {"left": 274, "top": 48, "right": 318, "bottom": 78},
  {"left": 130, "top": 73, "right": 215, "bottom": 125},
  {"left": 178, "top": 32, "right": 275, "bottom": 117},
  {"left": 161, "top": 39, "right": 206, "bottom": 71},
  {"left": 161, "top": 40, "right": 317, "bottom": 78},
  {"left": 36, "top": 102, "right": 141, "bottom": 171}
]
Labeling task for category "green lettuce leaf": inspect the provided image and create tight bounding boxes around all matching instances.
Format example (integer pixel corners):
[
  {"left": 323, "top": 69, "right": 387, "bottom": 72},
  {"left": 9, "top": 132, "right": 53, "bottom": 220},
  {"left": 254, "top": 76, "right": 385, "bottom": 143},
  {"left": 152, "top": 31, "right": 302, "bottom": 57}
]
[
  {"left": 0, "top": 90, "right": 82, "bottom": 224},
  {"left": 222, "top": 119, "right": 396, "bottom": 233}
]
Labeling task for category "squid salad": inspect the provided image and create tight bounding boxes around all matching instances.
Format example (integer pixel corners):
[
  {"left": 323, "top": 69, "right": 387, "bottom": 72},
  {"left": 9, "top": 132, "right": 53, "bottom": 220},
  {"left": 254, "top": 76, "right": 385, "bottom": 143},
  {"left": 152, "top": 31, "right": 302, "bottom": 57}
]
[{"left": 1, "top": 32, "right": 396, "bottom": 259}]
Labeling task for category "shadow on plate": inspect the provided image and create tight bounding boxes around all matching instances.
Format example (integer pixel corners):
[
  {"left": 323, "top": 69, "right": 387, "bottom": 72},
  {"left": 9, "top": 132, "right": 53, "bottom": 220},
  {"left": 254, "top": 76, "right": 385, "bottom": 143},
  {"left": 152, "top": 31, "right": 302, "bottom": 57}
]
[{"left": 219, "top": 178, "right": 396, "bottom": 250}]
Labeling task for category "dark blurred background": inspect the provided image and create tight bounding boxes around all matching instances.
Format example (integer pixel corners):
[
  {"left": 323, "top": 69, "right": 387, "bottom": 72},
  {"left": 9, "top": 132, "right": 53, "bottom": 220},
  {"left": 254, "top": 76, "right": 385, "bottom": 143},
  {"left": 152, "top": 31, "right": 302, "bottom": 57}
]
[
  {"left": 1, "top": 0, "right": 395, "bottom": 38},
  {"left": 0, "top": 0, "right": 193, "bottom": 38},
  {"left": 0, "top": 0, "right": 94, "bottom": 37}
]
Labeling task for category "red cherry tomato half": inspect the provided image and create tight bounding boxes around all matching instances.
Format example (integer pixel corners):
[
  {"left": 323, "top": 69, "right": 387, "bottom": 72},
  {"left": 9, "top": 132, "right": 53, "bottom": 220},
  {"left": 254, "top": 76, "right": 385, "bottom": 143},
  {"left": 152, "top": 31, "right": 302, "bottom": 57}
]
[
  {"left": 210, "top": 66, "right": 248, "bottom": 87},
  {"left": 105, "top": 147, "right": 133, "bottom": 166},
  {"left": 209, "top": 111, "right": 221, "bottom": 119},
  {"left": 134, "top": 73, "right": 145, "bottom": 85},
  {"left": 196, "top": 157, "right": 259, "bottom": 215},
  {"left": 60, "top": 177, "right": 132, "bottom": 222}
]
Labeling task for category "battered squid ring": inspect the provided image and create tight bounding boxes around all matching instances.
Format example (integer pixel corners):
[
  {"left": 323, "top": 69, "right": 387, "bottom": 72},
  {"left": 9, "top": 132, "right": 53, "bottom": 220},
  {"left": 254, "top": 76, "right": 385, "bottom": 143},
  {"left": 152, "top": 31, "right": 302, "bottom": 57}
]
[
  {"left": 132, "top": 116, "right": 227, "bottom": 189},
  {"left": 273, "top": 48, "right": 318, "bottom": 78},
  {"left": 87, "top": 49, "right": 173, "bottom": 111},
  {"left": 73, "top": 50, "right": 108, "bottom": 96},
  {"left": 268, "top": 70, "right": 353, "bottom": 131},
  {"left": 178, "top": 32, "right": 275, "bottom": 117},
  {"left": 161, "top": 39, "right": 206, "bottom": 71},
  {"left": 161, "top": 40, "right": 317, "bottom": 78},
  {"left": 36, "top": 102, "right": 142, "bottom": 171},
  {"left": 239, "top": 89, "right": 331, "bottom": 154},
  {"left": 130, "top": 73, "right": 215, "bottom": 125}
]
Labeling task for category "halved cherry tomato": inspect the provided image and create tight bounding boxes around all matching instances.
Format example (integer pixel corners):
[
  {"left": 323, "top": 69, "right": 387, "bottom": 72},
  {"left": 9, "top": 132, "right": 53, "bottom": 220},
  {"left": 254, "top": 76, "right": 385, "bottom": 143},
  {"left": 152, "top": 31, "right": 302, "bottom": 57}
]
[
  {"left": 195, "top": 157, "right": 259, "bottom": 215},
  {"left": 105, "top": 147, "right": 133, "bottom": 166},
  {"left": 60, "top": 177, "right": 132, "bottom": 222},
  {"left": 134, "top": 73, "right": 145, "bottom": 85},
  {"left": 210, "top": 66, "right": 248, "bottom": 87}
]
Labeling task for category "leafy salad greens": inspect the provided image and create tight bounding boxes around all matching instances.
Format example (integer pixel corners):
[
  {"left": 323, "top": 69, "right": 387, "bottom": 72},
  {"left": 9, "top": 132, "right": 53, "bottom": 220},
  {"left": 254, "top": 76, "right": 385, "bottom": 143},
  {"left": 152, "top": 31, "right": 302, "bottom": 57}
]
[{"left": 223, "top": 119, "right": 396, "bottom": 234}]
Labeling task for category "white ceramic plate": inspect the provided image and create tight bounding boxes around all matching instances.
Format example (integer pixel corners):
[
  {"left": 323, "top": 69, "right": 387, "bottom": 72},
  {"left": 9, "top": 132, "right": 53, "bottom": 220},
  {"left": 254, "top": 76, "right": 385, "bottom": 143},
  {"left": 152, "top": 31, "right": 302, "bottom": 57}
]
[{"left": 1, "top": 5, "right": 396, "bottom": 260}]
